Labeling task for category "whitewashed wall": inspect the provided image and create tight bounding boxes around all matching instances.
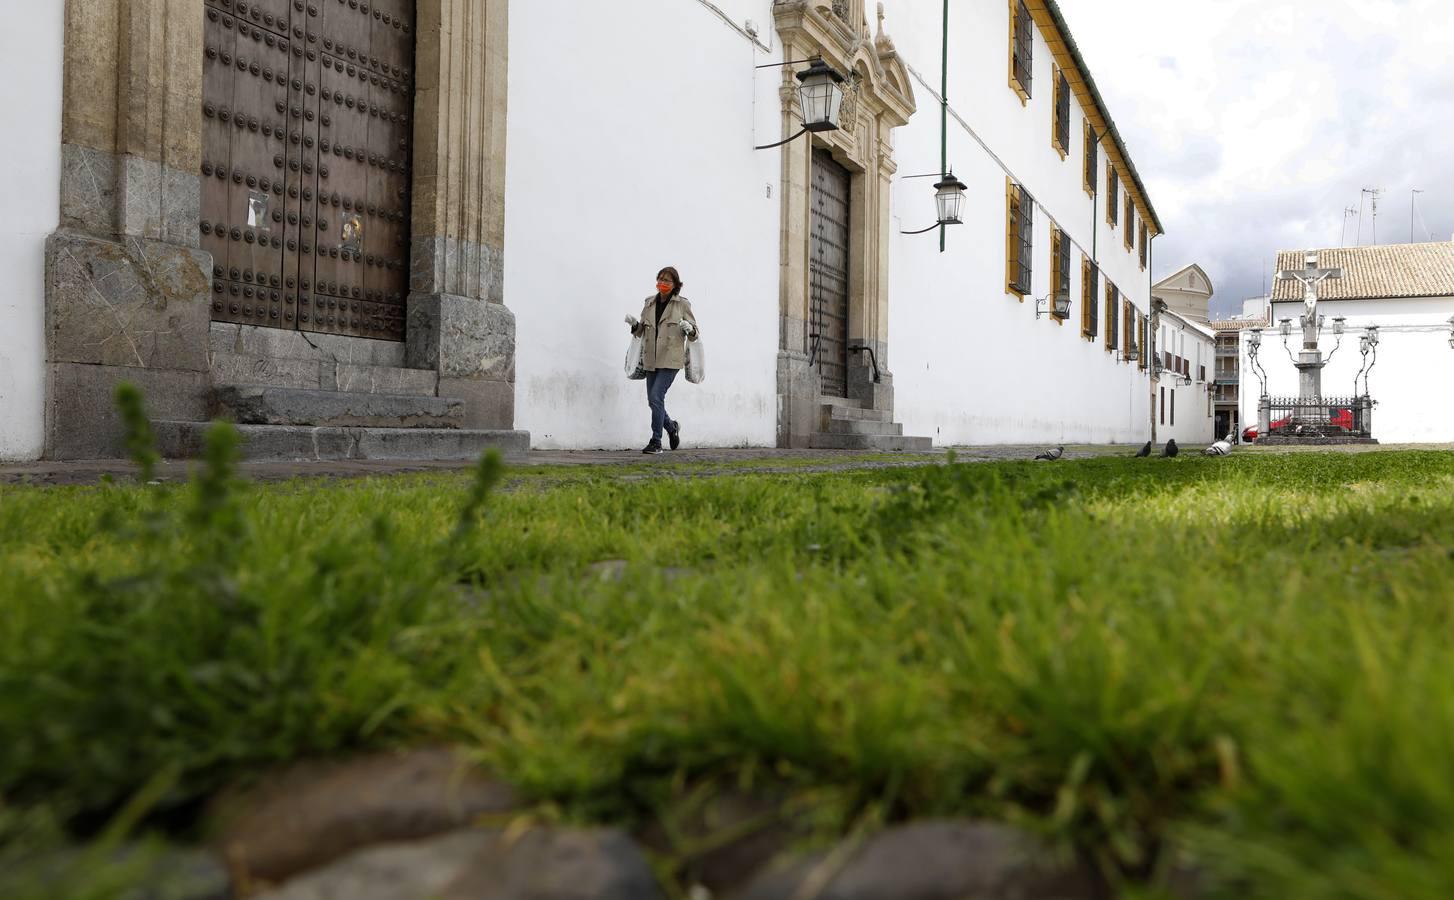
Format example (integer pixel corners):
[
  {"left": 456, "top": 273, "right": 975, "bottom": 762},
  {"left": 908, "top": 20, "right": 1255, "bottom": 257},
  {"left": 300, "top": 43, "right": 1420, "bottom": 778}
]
[
  {"left": 506, "top": 0, "right": 782, "bottom": 449},
  {"left": 0, "top": 6, "right": 63, "bottom": 461},
  {"left": 1241, "top": 297, "right": 1454, "bottom": 443},
  {"left": 881, "top": 0, "right": 1155, "bottom": 447}
]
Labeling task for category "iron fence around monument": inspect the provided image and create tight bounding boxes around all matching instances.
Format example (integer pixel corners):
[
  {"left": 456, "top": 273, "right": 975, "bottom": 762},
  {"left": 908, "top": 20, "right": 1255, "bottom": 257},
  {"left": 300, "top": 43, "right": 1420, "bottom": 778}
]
[{"left": 1261, "top": 395, "right": 1374, "bottom": 439}]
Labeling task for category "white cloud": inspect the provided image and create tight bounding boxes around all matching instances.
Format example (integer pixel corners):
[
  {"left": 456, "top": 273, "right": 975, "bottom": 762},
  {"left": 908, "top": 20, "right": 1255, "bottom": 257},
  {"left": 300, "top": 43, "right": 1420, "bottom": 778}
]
[{"left": 1057, "top": 0, "right": 1454, "bottom": 315}]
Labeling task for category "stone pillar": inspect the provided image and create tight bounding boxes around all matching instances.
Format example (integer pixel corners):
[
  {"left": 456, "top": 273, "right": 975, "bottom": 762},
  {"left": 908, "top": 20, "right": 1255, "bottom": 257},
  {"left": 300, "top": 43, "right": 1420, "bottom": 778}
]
[
  {"left": 1258, "top": 396, "right": 1271, "bottom": 437},
  {"left": 405, "top": 0, "right": 516, "bottom": 430},
  {"left": 46, "top": 0, "right": 212, "bottom": 458}
]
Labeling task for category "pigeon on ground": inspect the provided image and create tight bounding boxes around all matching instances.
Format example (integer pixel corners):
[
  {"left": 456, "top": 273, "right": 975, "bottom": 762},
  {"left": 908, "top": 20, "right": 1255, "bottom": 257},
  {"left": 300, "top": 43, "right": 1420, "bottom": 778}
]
[
  {"left": 1162, "top": 439, "right": 1179, "bottom": 458},
  {"left": 1134, "top": 441, "right": 1152, "bottom": 458},
  {"left": 1203, "top": 432, "right": 1235, "bottom": 457},
  {"left": 1034, "top": 445, "right": 1064, "bottom": 461}
]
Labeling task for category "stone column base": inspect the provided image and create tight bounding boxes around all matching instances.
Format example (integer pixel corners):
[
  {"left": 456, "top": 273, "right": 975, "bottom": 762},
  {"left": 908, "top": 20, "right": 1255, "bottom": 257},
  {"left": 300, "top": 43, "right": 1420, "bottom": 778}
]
[
  {"left": 44, "top": 229, "right": 213, "bottom": 459},
  {"left": 405, "top": 292, "right": 518, "bottom": 431}
]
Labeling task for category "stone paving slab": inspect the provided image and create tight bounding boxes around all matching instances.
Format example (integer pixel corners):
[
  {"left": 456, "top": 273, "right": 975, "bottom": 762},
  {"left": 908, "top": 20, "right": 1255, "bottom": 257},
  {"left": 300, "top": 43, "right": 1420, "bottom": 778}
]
[{"left": 3, "top": 443, "right": 1449, "bottom": 487}]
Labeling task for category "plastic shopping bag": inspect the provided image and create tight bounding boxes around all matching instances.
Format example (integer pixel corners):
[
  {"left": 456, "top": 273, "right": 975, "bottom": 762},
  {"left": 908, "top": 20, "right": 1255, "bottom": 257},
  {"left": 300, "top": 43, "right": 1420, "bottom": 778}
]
[
  {"left": 625, "top": 335, "right": 647, "bottom": 380},
  {"left": 685, "top": 338, "right": 706, "bottom": 384}
]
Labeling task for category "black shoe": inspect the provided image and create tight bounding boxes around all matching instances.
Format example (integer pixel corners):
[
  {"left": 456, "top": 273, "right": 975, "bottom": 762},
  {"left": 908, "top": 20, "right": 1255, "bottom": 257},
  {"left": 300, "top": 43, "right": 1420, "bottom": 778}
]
[
  {"left": 667, "top": 420, "right": 681, "bottom": 451},
  {"left": 642, "top": 440, "right": 663, "bottom": 455}
]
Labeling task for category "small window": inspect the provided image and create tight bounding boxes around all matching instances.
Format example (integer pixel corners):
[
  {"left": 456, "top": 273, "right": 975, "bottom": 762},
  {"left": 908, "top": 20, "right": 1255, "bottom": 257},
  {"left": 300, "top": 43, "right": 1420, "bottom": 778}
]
[
  {"left": 1082, "top": 256, "right": 1098, "bottom": 339},
  {"left": 1009, "top": 0, "right": 1033, "bottom": 101},
  {"left": 1139, "top": 314, "right": 1149, "bottom": 370},
  {"left": 1052, "top": 68, "right": 1070, "bottom": 156},
  {"left": 1160, "top": 387, "right": 1165, "bottom": 425},
  {"left": 1107, "top": 164, "right": 1120, "bottom": 226},
  {"left": 1050, "top": 227, "right": 1071, "bottom": 319},
  {"left": 1139, "top": 222, "right": 1149, "bottom": 269},
  {"left": 1171, "top": 389, "right": 1176, "bottom": 426},
  {"left": 1006, "top": 180, "right": 1033, "bottom": 296},
  {"left": 1123, "top": 300, "right": 1134, "bottom": 360},
  {"left": 1083, "top": 122, "right": 1098, "bottom": 194},
  {"left": 1124, "top": 196, "right": 1135, "bottom": 250},
  {"left": 1104, "top": 281, "right": 1119, "bottom": 352}
]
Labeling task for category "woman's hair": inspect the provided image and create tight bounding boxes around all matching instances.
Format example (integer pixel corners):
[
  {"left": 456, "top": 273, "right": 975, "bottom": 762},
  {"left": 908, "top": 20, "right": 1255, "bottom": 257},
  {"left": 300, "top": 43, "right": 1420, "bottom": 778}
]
[{"left": 657, "top": 266, "right": 684, "bottom": 296}]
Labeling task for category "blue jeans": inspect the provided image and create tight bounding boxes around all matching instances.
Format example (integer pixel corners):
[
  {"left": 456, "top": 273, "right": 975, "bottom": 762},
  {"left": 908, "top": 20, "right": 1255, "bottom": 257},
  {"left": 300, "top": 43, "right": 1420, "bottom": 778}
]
[{"left": 646, "top": 368, "right": 679, "bottom": 441}]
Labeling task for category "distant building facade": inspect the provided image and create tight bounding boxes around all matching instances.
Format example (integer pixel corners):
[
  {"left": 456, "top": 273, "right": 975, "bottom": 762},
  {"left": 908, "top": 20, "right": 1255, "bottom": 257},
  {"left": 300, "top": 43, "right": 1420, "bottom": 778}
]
[
  {"left": 1152, "top": 264, "right": 1213, "bottom": 325},
  {"left": 1151, "top": 305, "right": 1215, "bottom": 445},
  {"left": 1240, "top": 242, "right": 1454, "bottom": 443},
  {"left": 1208, "top": 299, "right": 1269, "bottom": 440}
]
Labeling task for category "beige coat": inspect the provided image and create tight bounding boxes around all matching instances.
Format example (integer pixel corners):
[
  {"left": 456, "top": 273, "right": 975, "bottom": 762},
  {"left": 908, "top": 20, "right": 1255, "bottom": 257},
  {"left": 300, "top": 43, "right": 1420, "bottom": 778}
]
[{"left": 633, "top": 294, "right": 700, "bottom": 371}]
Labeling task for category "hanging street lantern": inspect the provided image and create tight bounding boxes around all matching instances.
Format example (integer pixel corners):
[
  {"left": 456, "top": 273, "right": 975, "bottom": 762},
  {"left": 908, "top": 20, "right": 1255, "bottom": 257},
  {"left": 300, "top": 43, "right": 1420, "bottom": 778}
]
[
  {"left": 1054, "top": 294, "right": 1072, "bottom": 319},
  {"left": 1279, "top": 318, "right": 1292, "bottom": 338},
  {"left": 933, "top": 173, "right": 968, "bottom": 225},
  {"left": 1332, "top": 317, "right": 1346, "bottom": 336},
  {"left": 1247, "top": 329, "right": 1262, "bottom": 350},
  {"left": 797, "top": 58, "right": 848, "bottom": 133}
]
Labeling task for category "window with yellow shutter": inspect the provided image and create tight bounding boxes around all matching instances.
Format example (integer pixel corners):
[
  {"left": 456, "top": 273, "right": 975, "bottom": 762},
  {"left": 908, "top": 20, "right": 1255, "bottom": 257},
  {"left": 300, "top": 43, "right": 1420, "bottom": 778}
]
[{"left": 1006, "top": 181, "right": 1033, "bottom": 297}]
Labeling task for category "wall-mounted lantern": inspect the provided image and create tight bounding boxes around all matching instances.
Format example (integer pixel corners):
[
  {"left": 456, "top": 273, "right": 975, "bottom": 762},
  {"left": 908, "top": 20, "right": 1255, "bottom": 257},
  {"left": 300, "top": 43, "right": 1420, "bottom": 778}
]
[
  {"left": 1120, "top": 343, "right": 1140, "bottom": 363},
  {"left": 1035, "top": 293, "right": 1071, "bottom": 320},
  {"left": 934, "top": 173, "right": 968, "bottom": 225},
  {"left": 754, "top": 57, "right": 847, "bottom": 150},
  {"left": 1447, "top": 316, "right": 1454, "bottom": 349},
  {"left": 1332, "top": 317, "right": 1346, "bottom": 336},
  {"left": 902, "top": 171, "right": 968, "bottom": 235},
  {"left": 1247, "top": 329, "right": 1262, "bottom": 350},
  {"left": 1279, "top": 318, "right": 1292, "bottom": 338}
]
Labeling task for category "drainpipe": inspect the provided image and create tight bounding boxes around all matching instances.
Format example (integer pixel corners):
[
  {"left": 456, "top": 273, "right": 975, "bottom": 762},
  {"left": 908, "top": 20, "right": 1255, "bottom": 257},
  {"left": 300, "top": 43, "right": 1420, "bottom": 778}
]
[
  {"left": 1149, "top": 236, "right": 1156, "bottom": 443},
  {"left": 939, "top": 0, "right": 948, "bottom": 253}
]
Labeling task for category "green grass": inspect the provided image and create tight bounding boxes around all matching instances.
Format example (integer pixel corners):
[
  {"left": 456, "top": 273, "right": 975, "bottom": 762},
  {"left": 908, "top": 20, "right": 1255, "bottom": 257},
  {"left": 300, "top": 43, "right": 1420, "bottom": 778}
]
[{"left": 4, "top": 429, "right": 1454, "bottom": 898}]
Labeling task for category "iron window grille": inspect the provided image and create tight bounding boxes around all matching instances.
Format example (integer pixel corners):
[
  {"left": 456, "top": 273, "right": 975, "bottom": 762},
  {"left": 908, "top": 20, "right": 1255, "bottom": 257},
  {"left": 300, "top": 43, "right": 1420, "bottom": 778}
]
[
  {"left": 1106, "top": 284, "right": 1119, "bottom": 351},
  {"left": 1008, "top": 185, "right": 1034, "bottom": 295},
  {"left": 1124, "top": 196, "right": 1135, "bottom": 248},
  {"left": 1083, "top": 260, "right": 1099, "bottom": 339},
  {"left": 1056, "top": 229, "right": 1071, "bottom": 316},
  {"left": 1084, "top": 124, "right": 1098, "bottom": 193},
  {"left": 1053, "top": 70, "right": 1071, "bottom": 154},
  {"left": 1012, "top": 1, "right": 1033, "bottom": 97},
  {"left": 1107, "top": 165, "right": 1120, "bottom": 226},
  {"left": 1139, "top": 223, "right": 1149, "bottom": 268}
]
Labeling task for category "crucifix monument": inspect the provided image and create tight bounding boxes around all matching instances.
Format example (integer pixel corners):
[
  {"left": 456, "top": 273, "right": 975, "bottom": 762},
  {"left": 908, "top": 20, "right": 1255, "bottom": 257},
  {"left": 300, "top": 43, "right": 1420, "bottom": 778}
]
[{"left": 1276, "top": 252, "right": 1344, "bottom": 404}]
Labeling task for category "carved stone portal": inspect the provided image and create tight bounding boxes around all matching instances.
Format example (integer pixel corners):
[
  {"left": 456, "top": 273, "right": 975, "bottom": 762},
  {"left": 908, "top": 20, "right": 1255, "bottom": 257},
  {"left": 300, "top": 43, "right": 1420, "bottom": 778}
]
[{"left": 771, "top": 0, "right": 916, "bottom": 447}]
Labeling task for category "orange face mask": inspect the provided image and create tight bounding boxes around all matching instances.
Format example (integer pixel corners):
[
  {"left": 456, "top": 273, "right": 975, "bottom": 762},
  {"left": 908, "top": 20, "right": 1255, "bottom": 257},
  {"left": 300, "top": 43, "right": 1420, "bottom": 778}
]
[{"left": 656, "top": 281, "right": 673, "bottom": 295}]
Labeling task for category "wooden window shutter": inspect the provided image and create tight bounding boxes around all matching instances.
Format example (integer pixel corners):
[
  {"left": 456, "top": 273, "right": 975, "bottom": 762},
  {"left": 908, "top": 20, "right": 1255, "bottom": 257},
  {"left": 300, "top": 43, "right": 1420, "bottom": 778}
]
[
  {"left": 1107, "top": 165, "right": 1119, "bottom": 225},
  {"left": 1084, "top": 259, "right": 1099, "bottom": 339},
  {"left": 1005, "top": 180, "right": 1018, "bottom": 294},
  {"left": 1124, "top": 196, "right": 1135, "bottom": 248},
  {"left": 1139, "top": 223, "right": 1149, "bottom": 268},
  {"left": 1084, "top": 124, "right": 1098, "bottom": 193}
]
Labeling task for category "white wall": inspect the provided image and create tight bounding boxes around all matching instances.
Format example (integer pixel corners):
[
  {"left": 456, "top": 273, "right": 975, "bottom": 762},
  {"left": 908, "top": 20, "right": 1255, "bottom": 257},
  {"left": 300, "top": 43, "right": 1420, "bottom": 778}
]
[
  {"left": 1242, "top": 297, "right": 1454, "bottom": 443},
  {"left": 506, "top": 0, "right": 782, "bottom": 449},
  {"left": 0, "top": 5, "right": 62, "bottom": 461},
  {"left": 882, "top": 0, "right": 1154, "bottom": 446}
]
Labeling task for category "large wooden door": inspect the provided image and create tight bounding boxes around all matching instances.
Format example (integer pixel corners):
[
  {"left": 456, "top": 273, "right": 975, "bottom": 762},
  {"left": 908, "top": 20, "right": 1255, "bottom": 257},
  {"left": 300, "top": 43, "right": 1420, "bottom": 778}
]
[
  {"left": 202, "top": 0, "right": 415, "bottom": 342},
  {"left": 810, "top": 150, "right": 851, "bottom": 398}
]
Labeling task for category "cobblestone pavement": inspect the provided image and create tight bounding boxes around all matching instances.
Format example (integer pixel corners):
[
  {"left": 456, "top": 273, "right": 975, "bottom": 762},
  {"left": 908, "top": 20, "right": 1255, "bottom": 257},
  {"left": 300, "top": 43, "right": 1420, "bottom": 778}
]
[{"left": 2, "top": 442, "right": 1449, "bottom": 487}]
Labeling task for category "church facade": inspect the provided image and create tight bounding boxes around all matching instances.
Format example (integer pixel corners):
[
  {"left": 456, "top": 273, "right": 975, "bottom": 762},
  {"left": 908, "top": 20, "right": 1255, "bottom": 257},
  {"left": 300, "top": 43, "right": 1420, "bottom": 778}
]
[{"left": 2, "top": 0, "right": 1168, "bottom": 460}]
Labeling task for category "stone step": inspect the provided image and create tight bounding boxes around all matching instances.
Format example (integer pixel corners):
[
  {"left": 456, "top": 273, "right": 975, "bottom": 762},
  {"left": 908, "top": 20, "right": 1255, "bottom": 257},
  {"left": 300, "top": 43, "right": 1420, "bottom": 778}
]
[
  {"left": 214, "top": 386, "right": 462, "bottom": 429},
  {"left": 154, "top": 421, "right": 530, "bottom": 462},
  {"left": 826, "top": 417, "right": 904, "bottom": 436},
  {"left": 808, "top": 432, "right": 933, "bottom": 452},
  {"left": 820, "top": 395, "right": 867, "bottom": 410},
  {"left": 822, "top": 404, "right": 893, "bottom": 424},
  {"left": 210, "top": 351, "right": 439, "bottom": 397}
]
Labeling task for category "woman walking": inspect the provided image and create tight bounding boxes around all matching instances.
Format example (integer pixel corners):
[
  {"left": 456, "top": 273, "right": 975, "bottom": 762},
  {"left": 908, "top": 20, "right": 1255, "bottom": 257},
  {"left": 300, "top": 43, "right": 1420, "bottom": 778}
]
[{"left": 629, "top": 266, "right": 699, "bottom": 454}]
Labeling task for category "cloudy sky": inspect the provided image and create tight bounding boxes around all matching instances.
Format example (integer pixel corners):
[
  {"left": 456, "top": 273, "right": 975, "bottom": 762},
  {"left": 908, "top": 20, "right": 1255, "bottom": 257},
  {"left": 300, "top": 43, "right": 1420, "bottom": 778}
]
[{"left": 1058, "top": 0, "right": 1453, "bottom": 317}]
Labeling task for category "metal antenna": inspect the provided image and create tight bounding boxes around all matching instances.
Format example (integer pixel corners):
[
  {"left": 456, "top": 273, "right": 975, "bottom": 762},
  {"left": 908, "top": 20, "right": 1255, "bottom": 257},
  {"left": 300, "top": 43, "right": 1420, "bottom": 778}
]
[
  {"left": 1411, "top": 189, "right": 1424, "bottom": 243},
  {"left": 1363, "top": 187, "right": 1384, "bottom": 245},
  {"left": 1341, "top": 206, "right": 1358, "bottom": 248}
]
